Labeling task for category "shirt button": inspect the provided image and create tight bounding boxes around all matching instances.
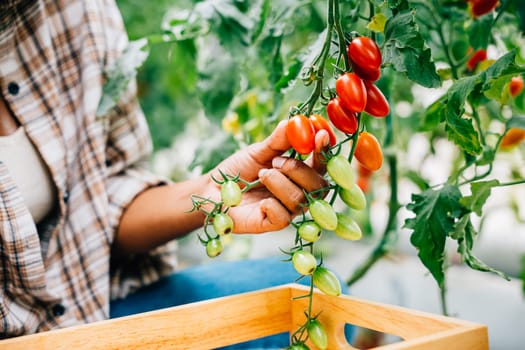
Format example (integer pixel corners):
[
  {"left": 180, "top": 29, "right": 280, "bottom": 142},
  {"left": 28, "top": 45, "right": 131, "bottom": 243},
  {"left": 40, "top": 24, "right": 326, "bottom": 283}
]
[
  {"left": 7, "top": 82, "right": 19, "bottom": 95},
  {"left": 51, "top": 303, "right": 66, "bottom": 317},
  {"left": 63, "top": 191, "right": 70, "bottom": 204}
]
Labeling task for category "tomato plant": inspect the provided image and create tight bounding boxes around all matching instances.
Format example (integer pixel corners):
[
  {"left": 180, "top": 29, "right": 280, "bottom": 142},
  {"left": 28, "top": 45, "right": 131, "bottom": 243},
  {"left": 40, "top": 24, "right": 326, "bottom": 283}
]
[
  {"left": 287, "top": 114, "right": 316, "bottom": 155},
  {"left": 221, "top": 180, "right": 242, "bottom": 207},
  {"left": 307, "top": 319, "right": 328, "bottom": 350},
  {"left": 348, "top": 36, "right": 382, "bottom": 79},
  {"left": 326, "top": 155, "right": 354, "bottom": 190},
  {"left": 292, "top": 250, "right": 318, "bottom": 276},
  {"left": 312, "top": 267, "right": 342, "bottom": 297},
  {"left": 297, "top": 221, "right": 322, "bottom": 243},
  {"left": 213, "top": 213, "right": 234, "bottom": 236},
  {"left": 309, "top": 199, "right": 338, "bottom": 231}
]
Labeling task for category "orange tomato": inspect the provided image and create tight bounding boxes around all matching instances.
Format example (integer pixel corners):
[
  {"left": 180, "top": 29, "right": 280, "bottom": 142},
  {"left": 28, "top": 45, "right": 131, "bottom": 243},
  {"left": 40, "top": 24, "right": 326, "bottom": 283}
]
[
  {"left": 353, "top": 131, "right": 383, "bottom": 171},
  {"left": 500, "top": 128, "right": 525, "bottom": 149}
]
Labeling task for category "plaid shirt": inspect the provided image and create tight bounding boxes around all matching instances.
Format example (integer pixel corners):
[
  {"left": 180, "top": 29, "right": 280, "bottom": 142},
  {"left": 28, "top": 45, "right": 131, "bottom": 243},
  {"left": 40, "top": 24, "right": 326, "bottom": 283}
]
[{"left": 0, "top": 0, "right": 177, "bottom": 337}]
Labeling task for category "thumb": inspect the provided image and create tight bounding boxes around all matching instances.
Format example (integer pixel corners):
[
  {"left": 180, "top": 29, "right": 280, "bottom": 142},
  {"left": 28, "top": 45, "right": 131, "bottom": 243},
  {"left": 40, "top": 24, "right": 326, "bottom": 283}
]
[{"left": 249, "top": 120, "right": 291, "bottom": 161}]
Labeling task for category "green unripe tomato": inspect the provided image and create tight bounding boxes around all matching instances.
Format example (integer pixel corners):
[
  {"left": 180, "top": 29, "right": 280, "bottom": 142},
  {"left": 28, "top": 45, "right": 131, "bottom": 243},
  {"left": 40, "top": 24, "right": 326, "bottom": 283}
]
[
  {"left": 298, "top": 221, "right": 322, "bottom": 242},
  {"left": 292, "top": 250, "right": 317, "bottom": 275},
  {"left": 334, "top": 213, "right": 362, "bottom": 240},
  {"left": 213, "top": 213, "right": 234, "bottom": 235},
  {"left": 288, "top": 343, "right": 310, "bottom": 350},
  {"left": 309, "top": 199, "right": 337, "bottom": 231},
  {"left": 339, "top": 183, "right": 367, "bottom": 210},
  {"left": 307, "top": 319, "right": 328, "bottom": 350},
  {"left": 221, "top": 180, "right": 242, "bottom": 207},
  {"left": 327, "top": 155, "right": 354, "bottom": 190},
  {"left": 206, "top": 238, "right": 223, "bottom": 258},
  {"left": 313, "top": 267, "right": 341, "bottom": 296}
]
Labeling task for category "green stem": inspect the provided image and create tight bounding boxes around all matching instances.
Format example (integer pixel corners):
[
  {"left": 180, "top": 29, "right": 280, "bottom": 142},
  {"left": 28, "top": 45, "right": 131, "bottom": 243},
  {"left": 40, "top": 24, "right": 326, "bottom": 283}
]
[
  {"left": 333, "top": 0, "right": 349, "bottom": 70},
  {"left": 440, "top": 281, "right": 449, "bottom": 316},
  {"left": 496, "top": 179, "right": 525, "bottom": 187}
]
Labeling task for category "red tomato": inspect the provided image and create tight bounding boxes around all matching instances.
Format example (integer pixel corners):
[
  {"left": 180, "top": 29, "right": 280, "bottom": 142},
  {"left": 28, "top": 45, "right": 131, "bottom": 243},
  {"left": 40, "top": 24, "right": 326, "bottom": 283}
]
[
  {"left": 364, "top": 81, "right": 390, "bottom": 117},
  {"left": 286, "top": 114, "right": 316, "bottom": 155},
  {"left": 326, "top": 98, "right": 358, "bottom": 134},
  {"left": 466, "top": 49, "right": 487, "bottom": 71},
  {"left": 310, "top": 114, "right": 337, "bottom": 146},
  {"left": 509, "top": 76, "right": 524, "bottom": 97},
  {"left": 500, "top": 128, "right": 525, "bottom": 149},
  {"left": 469, "top": 0, "right": 499, "bottom": 18},
  {"left": 352, "top": 63, "right": 380, "bottom": 82},
  {"left": 335, "top": 73, "right": 367, "bottom": 113},
  {"left": 353, "top": 131, "right": 383, "bottom": 171},
  {"left": 347, "top": 37, "right": 382, "bottom": 78}
]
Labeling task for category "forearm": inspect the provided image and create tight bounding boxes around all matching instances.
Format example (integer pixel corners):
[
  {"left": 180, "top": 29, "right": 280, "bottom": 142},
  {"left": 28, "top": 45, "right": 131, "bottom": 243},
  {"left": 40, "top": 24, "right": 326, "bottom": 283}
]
[{"left": 114, "top": 174, "right": 213, "bottom": 254}]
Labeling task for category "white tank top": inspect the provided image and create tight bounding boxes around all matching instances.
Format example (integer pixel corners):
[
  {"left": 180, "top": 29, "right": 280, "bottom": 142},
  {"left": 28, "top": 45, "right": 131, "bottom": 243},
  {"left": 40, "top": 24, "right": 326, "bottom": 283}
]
[{"left": 0, "top": 127, "right": 57, "bottom": 223}]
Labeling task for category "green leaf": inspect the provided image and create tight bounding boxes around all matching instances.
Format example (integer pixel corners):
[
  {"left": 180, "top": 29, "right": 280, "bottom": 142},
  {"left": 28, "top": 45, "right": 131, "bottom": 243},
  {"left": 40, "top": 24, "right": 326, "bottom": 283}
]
[
  {"left": 189, "top": 129, "right": 238, "bottom": 173},
  {"left": 459, "top": 180, "right": 499, "bottom": 216},
  {"left": 404, "top": 185, "right": 464, "bottom": 287},
  {"left": 197, "top": 43, "right": 240, "bottom": 123},
  {"left": 456, "top": 216, "right": 509, "bottom": 280},
  {"left": 96, "top": 38, "right": 150, "bottom": 117},
  {"left": 383, "top": 10, "right": 441, "bottom": 88},
  {"left": 467, "top": 16, "right": 493, "bottom": 50},
  {"left": 420, "top": 96, "right": 446, "bottom": 131}
]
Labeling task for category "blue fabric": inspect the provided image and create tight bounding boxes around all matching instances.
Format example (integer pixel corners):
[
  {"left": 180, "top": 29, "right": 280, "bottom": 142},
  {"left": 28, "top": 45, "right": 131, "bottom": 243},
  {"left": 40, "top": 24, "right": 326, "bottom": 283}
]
[{"left": 110, "top": 257, "right": 353, "bottom": 349}]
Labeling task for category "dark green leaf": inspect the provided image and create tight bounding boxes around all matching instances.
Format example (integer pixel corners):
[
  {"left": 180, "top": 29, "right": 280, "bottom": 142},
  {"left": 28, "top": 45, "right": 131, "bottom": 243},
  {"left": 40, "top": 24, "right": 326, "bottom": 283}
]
[
  {"left": 404, "top": 185, "right": 464, "bottom": 287},
  {"left": 96, "top": 38, "right": 150, "bottom": 117},
  {"left": 467, "top": 16, "right": 493, "bottom": 50},
  {"left": 383, "top": 10, "right": 441, "bottom": 88},
  {"left": 456, "top": 216, "right": 509, "bottom": 280},
  {"left": 459, "top": 180, "right": 499, "bottom": 216},
  {"left": 421, "top": 96, "right": 446, "bottom": 131}
]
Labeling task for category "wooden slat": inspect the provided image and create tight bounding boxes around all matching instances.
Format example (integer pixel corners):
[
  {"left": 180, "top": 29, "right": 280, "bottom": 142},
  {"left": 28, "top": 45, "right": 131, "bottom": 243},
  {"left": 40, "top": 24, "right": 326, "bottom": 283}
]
[{"left": 0, "top": 284, "right": 489, "bottom": 350}]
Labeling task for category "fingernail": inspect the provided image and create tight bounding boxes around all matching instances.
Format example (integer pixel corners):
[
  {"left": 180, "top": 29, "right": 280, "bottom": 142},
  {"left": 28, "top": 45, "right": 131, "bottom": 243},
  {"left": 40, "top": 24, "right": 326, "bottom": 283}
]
[
  {"left": 272, "top": 157, "right": 286, "bottom": 169},
  {"left": 258, "top": 168, "right": 269, "bottom": 178}
]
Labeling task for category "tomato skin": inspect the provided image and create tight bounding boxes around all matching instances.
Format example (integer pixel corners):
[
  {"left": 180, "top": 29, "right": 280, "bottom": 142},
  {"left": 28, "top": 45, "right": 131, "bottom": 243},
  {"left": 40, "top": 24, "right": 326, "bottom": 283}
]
[
  {"left": 339, "top": 183, "right": 367, "bottom": 210},
  {"left": 334, "top": 213, "right": 362, "bottom": 241},
  {"left": 352, "top": 63, "right": 380, "bottom": 82},
  {"left": 309, "top": 199, "right": 338, "bottom": 231},
  {"left": 213, "top": 213, "right": 234, "bottom": 235},
  {"left": 206, "top": 238, "right": 223, "bottom": 258},
  {"left": 469, "top": 0, "right": 499, "bottom": 18},
  {"left": 353, "top": 131, "right": 383, "bottom": 171},
  {"left": 500, "top": 128, "right": 525, "bottom": 149},
  {"left": 307, "top": 319, "right": 328, "bottom": 350},
  {"left": 298, "top": 221, "right": 322, "bottom": 242},
  {"left": 348, "top": 37, "right": 382, "bottom": 78},
  {"left": 327, "top": 155, "right": 355, "bottom": 190},
  {"left": 312, "top": 267, "right": 342, "bottom": 296},
  {"left": 326, "top": 98, "right": 358, "bottom": 134},
  {"left": 287, "top": 115, "right": 316, "bottom": 155},
  {"left": 292, "top": 250, "right": 318, "bottom": 275},
  {"left": 356, "top": 174, "right": 371, "bottom": 194},
  {"left": 363, "top": 81, "right": 390, "bottom": 117},
  {"left": 310, "top": 114, "right": 337, "bottom": 147},
  {"left": 335, "top": 73, "right": 367, "bottom": 113},
  {"left": 509, "top": 76, "right": 524, "bottom": 97},
  {"left": 221, "top": 180, "right": 242, "bottom": 207},
  {"left": 466, "top": 49, "right": 487, "bottom": 71}
]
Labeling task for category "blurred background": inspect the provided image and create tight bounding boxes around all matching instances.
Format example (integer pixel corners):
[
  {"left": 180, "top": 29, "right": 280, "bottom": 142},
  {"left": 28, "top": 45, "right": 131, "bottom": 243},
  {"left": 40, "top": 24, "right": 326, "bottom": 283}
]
[{"left": 115, "top": 1, "right": 525, "bottom": 349}]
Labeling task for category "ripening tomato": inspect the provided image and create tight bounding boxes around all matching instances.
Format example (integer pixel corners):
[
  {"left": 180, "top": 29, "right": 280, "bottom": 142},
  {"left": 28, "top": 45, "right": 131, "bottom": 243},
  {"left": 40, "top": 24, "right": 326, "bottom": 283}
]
[
  {"left": 327, "top": 155, "right": 355, "bottom": 190},
  {"left": 353, "top": 131, "right": 383, "bottom": 171},
  {"left": 363, "top": 81, "right": 390, "bottom": 117},
  {"left": 500, "top": 128, "right": 525, "bottom": 149},
  {"left": 335, "top": 73, "right": 367, "bottom": 113},
  {"left": 326, "top": 98, "right": 358, "bottom": 134},
  {"left": 356, "top": 174, "right": 371, "bottom": 193},
  {"left": 339, "top": 183, "right": 367, "bottom": 210},
  {"left": 466, "top": 49, "right": 487, "bottom": 71},
  {"left": 310, "top": 114, "right": 337, "bottom": 146},
  {"left": 312, "top": 267, "right": 342, "bottom": 296},
  {"left": 309, "top": 199, "right": 338, "bottom": 231},
  {"left": 221, "top": 180, "right": 242, "bottom": 207},
  {"left": 334, "top": 213, "right": 362, "bottom": 241},
  {"left": 307, "top": 319, "right": 328, "bottom": 350},
  {"left": 468, "top": 0, "right": 499, "bottom": 18},
  {"left": 298, "top": 221, "right": 322, "bottom": 242},
  {"left": 348, "top": 37, "right": 382, "bottom": 78},
  {"left": 292, "top": 250, "right": 317, "bottom": 275},
  {"left": 213, "top": 213, "right": 234, "bottom": 235},
  {"left": 206, "top": 238, "right": 223, "bottom": 258},
  {"left": 287, "top": 114, "right": 316, "bottom": 155},
  {"left": 509, "top": 76, "right": 524, "bottom": 97}
]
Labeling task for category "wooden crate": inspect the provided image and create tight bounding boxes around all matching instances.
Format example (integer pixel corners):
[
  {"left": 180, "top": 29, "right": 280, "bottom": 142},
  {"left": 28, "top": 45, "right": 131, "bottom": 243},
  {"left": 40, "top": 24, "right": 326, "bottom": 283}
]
[{"left": 0, "top": 284, "right": 488, "bottom": 349}]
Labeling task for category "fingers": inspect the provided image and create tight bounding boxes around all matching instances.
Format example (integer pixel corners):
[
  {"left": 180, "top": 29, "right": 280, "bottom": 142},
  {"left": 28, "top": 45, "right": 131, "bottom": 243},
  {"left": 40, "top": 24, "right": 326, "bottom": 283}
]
[
  {"left": 308, "top": 129, "right": 330, "bottom": 173},
  {"left": 248, "top": 120, "right": 291, "bottom": 163},
  {"left": 227, "top": 196, "right": 291, "bottom": 233},
  {"left": 272, "top": 156, "right": 328, "bottom": 193}
]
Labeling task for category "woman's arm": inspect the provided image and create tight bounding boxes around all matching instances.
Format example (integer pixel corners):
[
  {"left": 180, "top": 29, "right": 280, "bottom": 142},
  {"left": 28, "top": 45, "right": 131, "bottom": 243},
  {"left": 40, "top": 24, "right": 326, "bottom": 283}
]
[{"left": 114, "top": 120, "right": 329, "bottom": 255}]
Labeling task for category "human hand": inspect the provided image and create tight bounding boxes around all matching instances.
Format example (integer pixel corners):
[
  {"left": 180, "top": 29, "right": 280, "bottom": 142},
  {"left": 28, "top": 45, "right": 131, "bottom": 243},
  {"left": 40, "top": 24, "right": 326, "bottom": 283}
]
[{"left": 206, "top": 120, "right": 330, "bottom": 233}]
